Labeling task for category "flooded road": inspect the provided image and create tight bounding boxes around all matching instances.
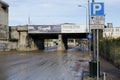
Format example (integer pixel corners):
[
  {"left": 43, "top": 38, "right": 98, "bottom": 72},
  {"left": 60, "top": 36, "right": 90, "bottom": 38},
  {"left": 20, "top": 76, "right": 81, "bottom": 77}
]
[{"left": 0, "top": 49, "right": 89, "bottom": 80}]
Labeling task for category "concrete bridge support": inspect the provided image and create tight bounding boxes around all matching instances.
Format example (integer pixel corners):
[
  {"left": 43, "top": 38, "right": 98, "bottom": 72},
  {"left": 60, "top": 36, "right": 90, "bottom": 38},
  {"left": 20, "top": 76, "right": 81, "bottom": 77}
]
[
  {"left": 27, "top": 35, "right": 38, "bottom": 51},
  {"left": 17, "top": 27, "right": 38, "bottom": 51},
  {"left": 57, "top": 34, "right": 66, "bottom": 51},
  {"left": 18, "top": 32, "right": 28, "bottom": 51},
  {"left": 18, "top": 32, "right": 39, "bottom": 51}
]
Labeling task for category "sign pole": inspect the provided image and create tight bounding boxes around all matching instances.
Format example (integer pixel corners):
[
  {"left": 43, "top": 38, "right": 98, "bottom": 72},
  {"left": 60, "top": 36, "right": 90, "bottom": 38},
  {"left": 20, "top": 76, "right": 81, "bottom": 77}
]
[
  {"left": 97, "top": 29, "right": 99, "bottom": 80},
  {"left": 93, "top": 29, "right": 96, "bottom": 61},
  {"left": 90, "top": 0, "right": 104, "bottom": 79}
]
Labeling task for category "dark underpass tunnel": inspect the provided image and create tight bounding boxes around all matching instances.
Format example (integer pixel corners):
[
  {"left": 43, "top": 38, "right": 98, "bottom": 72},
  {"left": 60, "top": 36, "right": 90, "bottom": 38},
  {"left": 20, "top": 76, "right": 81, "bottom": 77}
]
[
  {"left": 28, "top": 33, "right": 88, "bottom": 51},
  {"left": 29, "top": 34, "right": 58, "bottom": 50}
]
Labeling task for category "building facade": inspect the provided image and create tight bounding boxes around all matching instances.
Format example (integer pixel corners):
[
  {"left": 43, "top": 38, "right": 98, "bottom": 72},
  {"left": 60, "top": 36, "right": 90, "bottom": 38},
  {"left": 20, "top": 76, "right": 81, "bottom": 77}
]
[
  {"left": 0, "top": 1, "right": 9, "bottom": 51},
  {"left": 103, "top": 27, "right": 120, "bottom": 38}
]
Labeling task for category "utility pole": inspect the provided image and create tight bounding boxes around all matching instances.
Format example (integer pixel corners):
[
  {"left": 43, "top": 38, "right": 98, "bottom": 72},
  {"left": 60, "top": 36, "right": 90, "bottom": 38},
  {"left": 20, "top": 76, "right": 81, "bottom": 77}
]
[{"left": 88, "top": 0, "right": 90, "bottom": 33}]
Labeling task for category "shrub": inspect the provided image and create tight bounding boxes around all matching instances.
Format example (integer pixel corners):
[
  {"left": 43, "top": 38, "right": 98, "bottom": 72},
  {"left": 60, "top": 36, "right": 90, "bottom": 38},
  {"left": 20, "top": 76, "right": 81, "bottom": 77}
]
[{"left": 100, "top": 37, "right": 120, "bottom": 68}]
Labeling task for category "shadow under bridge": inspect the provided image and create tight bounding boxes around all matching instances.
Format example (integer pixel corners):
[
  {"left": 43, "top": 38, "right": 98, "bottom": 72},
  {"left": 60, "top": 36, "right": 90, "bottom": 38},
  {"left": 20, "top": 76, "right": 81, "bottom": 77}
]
[{"left": 28, "top": 33, "right": 87, "bottom": 50}]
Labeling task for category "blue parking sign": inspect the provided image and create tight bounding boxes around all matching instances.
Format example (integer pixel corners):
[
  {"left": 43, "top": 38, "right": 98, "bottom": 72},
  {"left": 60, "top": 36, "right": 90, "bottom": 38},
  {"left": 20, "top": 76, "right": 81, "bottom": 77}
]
[{"left": 91, "top": 2, "right": 104, "bottom": 16}]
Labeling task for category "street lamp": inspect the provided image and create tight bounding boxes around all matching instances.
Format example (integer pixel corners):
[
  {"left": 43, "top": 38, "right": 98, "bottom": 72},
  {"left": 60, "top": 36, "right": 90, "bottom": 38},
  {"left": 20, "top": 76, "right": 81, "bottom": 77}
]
[
  {"left": 78, "top": 5, "right": 90, "bottom": 53},
  {"left": 78, "top": 5, "right": 88, "bottom": 32}
]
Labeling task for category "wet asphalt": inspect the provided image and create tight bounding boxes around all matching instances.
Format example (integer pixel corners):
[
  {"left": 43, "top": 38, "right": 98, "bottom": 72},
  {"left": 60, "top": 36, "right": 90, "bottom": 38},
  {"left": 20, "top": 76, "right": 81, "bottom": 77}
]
[{"left": 0, "top": 49, "right": 89, "bottom": 80}]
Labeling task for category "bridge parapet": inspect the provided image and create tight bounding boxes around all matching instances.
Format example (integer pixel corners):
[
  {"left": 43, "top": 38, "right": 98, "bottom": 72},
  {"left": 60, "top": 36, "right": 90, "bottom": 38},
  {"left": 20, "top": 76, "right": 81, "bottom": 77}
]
[
  {"left": 28, "top": 24, "right": 88, "bottom": 34},
  {"left": 17, "top": 26, "right": 28, "bottom": 32}
]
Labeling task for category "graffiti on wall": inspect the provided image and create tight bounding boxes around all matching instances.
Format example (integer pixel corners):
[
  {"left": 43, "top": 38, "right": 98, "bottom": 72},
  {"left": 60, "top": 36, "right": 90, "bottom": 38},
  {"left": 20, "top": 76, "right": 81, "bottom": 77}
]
[
  {"left": 28, "top": 25, "right": 61, "bottom": 33},
  {"left": 0, "top": 25, "right": 8, "bottom": 39}
]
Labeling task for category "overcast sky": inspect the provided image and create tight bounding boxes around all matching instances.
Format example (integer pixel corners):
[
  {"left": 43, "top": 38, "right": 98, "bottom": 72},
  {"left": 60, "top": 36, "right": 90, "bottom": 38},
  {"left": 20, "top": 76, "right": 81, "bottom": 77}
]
[{"left": 3, "top": 0, "right": 120, "bottom": 27}]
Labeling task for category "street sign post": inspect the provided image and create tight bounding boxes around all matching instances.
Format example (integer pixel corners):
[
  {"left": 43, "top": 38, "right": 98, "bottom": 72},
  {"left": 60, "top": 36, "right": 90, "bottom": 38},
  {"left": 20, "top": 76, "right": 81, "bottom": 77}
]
[
  {"left": 90, "top": 2, "right": 105, "bottom": 29},
  {"left": 90, "top": 2, "right": 105, "bottom": 80}
]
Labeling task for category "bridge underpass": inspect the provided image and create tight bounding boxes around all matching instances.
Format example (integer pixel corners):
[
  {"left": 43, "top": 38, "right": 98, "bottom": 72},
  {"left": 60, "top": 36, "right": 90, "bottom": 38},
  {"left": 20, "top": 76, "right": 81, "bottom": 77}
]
[
  {"left": 17, "top": 24, "right": 89, "bottom": 51},
  {"left": 28, "top": 33, "right": 88, "bottom": 50}
]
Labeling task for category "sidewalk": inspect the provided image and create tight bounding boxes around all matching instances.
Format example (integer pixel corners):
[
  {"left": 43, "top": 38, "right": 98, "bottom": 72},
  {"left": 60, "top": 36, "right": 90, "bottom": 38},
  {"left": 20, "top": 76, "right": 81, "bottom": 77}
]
[
  {"left": 83, "top": 52, "right": 120, "bottom": 80},
  {"left": 100, "top": 58, "right": 120, "bottom": 80}
]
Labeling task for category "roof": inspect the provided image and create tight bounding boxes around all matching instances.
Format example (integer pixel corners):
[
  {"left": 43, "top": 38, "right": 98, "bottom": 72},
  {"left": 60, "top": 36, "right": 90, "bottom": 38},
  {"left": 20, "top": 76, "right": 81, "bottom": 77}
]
[{"left": 0, "top": 0, "right": 9, "bottom": 7}]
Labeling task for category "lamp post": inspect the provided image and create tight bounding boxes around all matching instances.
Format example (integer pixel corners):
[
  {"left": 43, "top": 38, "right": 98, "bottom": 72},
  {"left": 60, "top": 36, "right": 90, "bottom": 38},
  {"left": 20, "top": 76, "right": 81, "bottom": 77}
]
[
  {"left": 78, "top": 5, "right": 88, "bottom": 32},
  {"left": 88, "top": 0, "right": 90, "bottom": 33}
]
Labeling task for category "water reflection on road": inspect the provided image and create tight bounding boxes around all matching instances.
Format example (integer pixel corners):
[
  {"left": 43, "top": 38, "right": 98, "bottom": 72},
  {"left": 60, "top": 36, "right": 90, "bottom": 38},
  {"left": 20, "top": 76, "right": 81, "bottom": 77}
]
[{"left": 0, "top": 48, "right": 89, "bottom": 80}]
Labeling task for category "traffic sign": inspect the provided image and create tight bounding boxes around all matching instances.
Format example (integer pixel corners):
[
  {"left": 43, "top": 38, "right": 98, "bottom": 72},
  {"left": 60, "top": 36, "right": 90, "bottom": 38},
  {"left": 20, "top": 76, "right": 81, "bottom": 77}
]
[
  {"left": 87, "top": 34, "right": 92, "bottom": 39},
  {"left": 91, "top": 2, "right": 104, "bottom": 16},
  {"left": 90, "top": 24, "right": 104, "bottom": 29},
  {"left": 90, "top": 16, "right": 105, "bottom": 30},
  {"left": 90, "top": 16, "right": 105, "bottom": 25}
]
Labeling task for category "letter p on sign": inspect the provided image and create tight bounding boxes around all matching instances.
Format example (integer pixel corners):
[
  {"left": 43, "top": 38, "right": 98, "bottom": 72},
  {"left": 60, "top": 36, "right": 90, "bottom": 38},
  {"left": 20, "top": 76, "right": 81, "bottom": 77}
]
[{"left": 91, "top": 2, "right": 104, "bottom": 16}]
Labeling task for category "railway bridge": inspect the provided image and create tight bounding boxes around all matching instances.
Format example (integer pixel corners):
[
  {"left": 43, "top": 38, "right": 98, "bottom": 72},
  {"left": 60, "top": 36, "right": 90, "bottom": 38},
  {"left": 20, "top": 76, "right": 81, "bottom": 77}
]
[{"left": 16, "top": 24, "right": 89, "bottom": 51}]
